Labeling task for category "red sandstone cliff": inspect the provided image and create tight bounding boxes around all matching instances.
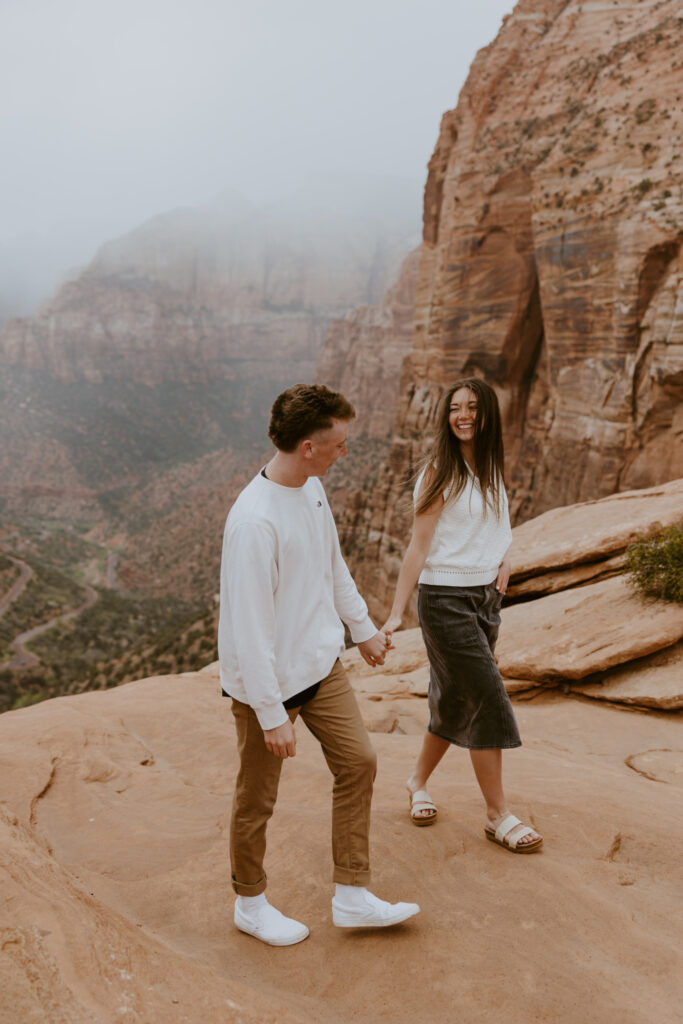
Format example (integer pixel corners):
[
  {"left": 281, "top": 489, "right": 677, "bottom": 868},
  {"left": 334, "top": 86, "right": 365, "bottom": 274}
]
[
  {"left": 332, "top": 0, "right": 683, "bottom": 617},
  {"left": 315, "top": 249, "right": 419, "bottom": 440}
]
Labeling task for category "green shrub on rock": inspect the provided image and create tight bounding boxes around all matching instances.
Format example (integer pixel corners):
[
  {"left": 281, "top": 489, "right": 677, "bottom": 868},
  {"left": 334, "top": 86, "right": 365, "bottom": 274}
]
[{"left": 626, "top": 523, "right": 683, "bottom": 603}]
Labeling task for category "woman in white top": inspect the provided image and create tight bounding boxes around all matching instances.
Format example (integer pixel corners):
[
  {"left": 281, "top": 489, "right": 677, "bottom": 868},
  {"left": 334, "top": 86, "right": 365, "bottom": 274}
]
[{"left": 382, "top": 378, "right": 542, "bottom": 853}]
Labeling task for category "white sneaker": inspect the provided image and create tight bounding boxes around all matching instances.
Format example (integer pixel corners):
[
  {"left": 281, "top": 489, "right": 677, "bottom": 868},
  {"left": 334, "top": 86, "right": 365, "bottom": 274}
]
[
  {"left": 234, "top": 898, "right": 309, "bottom": 946},
  {"left": 332, "top": 889, "right": 420, "bottom": 929}
]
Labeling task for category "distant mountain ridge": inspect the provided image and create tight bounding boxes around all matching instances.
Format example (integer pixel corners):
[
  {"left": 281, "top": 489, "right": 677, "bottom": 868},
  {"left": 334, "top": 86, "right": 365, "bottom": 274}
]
[{"left": 0, "top": 174, "right": 419, "bottom": 521}]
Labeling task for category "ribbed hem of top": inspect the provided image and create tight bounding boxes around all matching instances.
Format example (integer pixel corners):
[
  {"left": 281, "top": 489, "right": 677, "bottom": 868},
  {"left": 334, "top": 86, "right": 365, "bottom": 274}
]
[{"left": 419, "top": 567, "right": 498, "bottom": 587}]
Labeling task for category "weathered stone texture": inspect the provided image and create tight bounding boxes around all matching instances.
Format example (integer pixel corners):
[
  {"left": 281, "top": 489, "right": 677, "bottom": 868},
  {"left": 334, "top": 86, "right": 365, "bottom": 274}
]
[
  {"left": 496, "top": 575, "right": 683, "bottom": 683},
  {"left": 315, "top": 249, "right": 419, "bottom": 440},
  {"left": 339, "top": 0, "right": 683, "bottom": 615},
  {"left": 508, "top": 477, "right": 683, "bottom": 597}
]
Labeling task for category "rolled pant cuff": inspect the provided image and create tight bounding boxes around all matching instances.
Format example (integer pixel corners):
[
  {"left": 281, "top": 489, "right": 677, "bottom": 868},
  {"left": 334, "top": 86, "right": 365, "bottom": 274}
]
[
  {"left": 232, "top": 874, "right": 267, "bottom": 897},
  {"left": 333, "top": 866, "right": 371, "bottom": 887}
]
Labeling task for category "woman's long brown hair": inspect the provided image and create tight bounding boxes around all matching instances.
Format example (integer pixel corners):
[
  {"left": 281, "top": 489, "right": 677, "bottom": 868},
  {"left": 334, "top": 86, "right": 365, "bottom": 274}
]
[{"left": 415, "top": 378, "right": 505, "bottom": 516}]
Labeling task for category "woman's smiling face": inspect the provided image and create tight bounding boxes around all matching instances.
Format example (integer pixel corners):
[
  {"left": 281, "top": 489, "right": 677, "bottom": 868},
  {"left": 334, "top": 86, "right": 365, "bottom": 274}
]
[{"left": 448, "top": 387, "right": 478, "bottom": 444}]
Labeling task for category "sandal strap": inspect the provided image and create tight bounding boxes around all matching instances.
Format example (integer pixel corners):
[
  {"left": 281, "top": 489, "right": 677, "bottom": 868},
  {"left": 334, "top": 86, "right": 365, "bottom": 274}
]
[
  {"left": 494, "top": 814, "right": 521, "bottom": 843},
  {"left": 507, "top": 826, "right": 534, "bottom": 850}
]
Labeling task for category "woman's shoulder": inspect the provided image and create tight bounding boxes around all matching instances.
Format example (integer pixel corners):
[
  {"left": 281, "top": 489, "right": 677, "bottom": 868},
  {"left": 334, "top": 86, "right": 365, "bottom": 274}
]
[{"left": 413, "top": 462, "right": 443, "bottom": 497}]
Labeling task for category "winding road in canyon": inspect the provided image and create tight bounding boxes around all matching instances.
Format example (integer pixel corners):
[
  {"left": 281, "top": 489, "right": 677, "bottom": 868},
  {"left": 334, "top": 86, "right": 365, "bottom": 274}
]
[
  {"left": 0, "top": 555, "right": 99, "bottom": 671},
  {"left": 0, "top": 556, "right": 34, "bottom": 616}
]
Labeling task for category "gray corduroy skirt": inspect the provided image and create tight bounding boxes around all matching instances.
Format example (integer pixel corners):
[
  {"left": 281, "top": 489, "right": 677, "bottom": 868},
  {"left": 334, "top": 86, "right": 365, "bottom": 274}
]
[{"left": 417, "top": 582, "right": 522, "bottom": 750}]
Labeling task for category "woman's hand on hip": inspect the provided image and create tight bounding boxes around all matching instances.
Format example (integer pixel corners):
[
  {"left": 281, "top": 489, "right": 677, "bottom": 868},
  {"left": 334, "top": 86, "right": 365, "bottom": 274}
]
[{"left": 495, "top": 558, "right": 511, "bottom": 595}]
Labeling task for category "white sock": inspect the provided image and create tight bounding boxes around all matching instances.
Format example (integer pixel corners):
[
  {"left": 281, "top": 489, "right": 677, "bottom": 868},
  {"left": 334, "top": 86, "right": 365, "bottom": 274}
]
[
  {"left": 236, "top": 893, "right": 267, "bottom": 916},
  {"left": 334, "top": 884, "right": 369, "bottom": 907}
]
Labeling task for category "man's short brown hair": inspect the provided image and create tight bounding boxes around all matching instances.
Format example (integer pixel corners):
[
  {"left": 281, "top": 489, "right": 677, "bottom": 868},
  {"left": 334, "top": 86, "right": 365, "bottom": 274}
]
[{"left": 268, "top": 384, "right": 355, "bottom": 452}]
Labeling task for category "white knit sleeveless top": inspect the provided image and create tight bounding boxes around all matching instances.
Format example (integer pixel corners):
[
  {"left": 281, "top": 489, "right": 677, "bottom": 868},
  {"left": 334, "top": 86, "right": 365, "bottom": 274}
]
[{"left": 413, "top": 467, "right": 512, "bottom": 587}]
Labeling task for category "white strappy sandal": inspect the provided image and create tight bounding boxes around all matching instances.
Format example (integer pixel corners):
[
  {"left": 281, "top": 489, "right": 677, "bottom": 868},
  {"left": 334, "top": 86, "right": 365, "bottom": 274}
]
[
  {"left": 484, "top": 813, "right": 543, "bottom": 853},
  {"left": 408, "top": 788, "right": 438, "bottom": 827}
]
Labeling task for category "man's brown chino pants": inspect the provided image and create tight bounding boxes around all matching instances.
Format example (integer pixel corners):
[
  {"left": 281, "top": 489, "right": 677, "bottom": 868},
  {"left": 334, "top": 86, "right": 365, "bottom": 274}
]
[{"left": 229, "top": 659, "right": 377, "bottom": 895}]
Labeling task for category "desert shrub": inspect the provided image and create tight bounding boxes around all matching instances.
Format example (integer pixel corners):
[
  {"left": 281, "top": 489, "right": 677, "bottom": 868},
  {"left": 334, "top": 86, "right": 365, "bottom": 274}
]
[
  {"left": 633, "top": 178, "right": 654, "bottom": 198},
  {"left": 634, "top": 98, "right": 656, "bottom": 124},
  {"left": 626, "top": 523, "right": 683, "bottom": 603}
]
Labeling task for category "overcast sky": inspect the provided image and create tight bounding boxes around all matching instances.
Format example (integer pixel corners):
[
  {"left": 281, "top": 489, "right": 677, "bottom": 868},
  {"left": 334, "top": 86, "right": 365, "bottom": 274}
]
[{"left": 1, "top": 0, "right": 513, "bottom": 307}]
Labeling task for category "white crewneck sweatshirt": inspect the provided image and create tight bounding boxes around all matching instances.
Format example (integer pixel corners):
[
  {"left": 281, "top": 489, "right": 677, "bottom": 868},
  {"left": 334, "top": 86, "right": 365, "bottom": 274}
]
[
  {"left": 218, "top": 471, "right": 376, "bottom": 729},
  {"left": 414, "top": 467, "right": 512, "bottom": 587}
]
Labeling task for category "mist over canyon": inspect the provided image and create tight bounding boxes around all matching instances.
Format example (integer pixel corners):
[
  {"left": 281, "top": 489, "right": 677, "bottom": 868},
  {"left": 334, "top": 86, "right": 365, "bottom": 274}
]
[{"left": 1, "top": 0, "right": 682, "bottom": 709}]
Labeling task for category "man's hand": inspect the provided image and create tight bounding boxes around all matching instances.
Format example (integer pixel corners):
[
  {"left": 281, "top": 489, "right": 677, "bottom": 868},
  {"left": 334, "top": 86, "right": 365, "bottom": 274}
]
[
  {"left": 495, "top": 558, "right": 511, "bottom": 596},
  {"left": 357, "top": 631, "right": 392, "bottom": 667},
  {"left": 263, "top": 718, "right": 297, "bottom": 759}
]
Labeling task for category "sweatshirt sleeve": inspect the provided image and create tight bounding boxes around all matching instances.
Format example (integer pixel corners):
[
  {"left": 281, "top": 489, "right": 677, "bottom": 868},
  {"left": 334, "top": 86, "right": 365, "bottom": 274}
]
[
  {"left": 219, "top": 520, "right": 288, "bottom": 730},
  {"left": 321, "top": 489, "right": 376, "bottom": 644}
]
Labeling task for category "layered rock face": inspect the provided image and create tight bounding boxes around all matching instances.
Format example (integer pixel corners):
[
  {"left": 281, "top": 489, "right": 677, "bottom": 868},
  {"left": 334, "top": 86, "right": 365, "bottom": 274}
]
[
  {"left": 315, "top": 249, "right": 419, "bottom": 440},
  {"left": 339, "top": 0, "right": 682, "bottom": 611},
  {"left": 0, "top": 179, "right": 418, "bottom": 519},
  {"left": 314, "top": 249, "right": 419, "bottom": 528}
]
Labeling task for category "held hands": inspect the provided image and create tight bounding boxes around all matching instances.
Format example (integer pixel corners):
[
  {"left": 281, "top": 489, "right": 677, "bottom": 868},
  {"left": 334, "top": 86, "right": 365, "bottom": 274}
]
[
  {"left": 263, "top": 718, "right": 297, "bottom": 759},
  {"left": 357, "top": 630, "right": 393, "bottom": 668}
]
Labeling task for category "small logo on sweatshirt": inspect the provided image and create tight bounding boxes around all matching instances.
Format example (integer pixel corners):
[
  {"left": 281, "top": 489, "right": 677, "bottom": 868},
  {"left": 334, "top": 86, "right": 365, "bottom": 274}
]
[{"left": 316, "top": 500, "right": 322, "bottom": 507}]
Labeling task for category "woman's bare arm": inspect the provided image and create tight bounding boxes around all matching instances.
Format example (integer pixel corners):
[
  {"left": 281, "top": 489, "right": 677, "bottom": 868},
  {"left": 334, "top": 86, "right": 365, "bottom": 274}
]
[{"left": 381, "top": 481, "right": 443, "bottom": 635}]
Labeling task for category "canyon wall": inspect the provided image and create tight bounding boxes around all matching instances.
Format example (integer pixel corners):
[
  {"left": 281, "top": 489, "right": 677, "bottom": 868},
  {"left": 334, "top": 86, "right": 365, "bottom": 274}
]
[
  {"left": 315, "top": 249, "right": 419, "bottom": 440},
  {"left": 329, "top": 0, "right": 683, "bottom": 620}
]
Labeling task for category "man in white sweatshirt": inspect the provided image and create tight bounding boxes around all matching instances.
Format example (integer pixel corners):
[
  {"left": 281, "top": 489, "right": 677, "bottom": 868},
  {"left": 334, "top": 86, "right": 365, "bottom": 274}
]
[{"left": 218, "top": 383, "right": 420, "bottom": 946}]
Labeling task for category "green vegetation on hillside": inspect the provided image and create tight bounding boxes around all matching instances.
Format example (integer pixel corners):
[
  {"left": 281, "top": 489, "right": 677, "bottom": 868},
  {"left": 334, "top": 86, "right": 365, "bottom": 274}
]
[
  {"left": 1, "top": 597, "right": 216, "bottom": 713},
  {"left": 0, "top": 561, "right": 87, "bottom": 661},
  {"left": 0, "top": 555, "right": 21, "bottom": 597},
  {"left": 25, "top": 527, "right": 93, "bottom": 569},
  {"left": 0, "top": 515, "right": 220, "bottom": 714},
  {"left": 627, "top": 523, "right": 683, "bottom": 603},
  {"left": 28, "top": 588, "right": 197, "bottom": 678}
]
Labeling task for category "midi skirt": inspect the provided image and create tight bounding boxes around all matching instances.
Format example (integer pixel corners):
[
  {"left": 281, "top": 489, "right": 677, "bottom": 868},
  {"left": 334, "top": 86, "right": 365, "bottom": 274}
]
[{"left": 417, "top": 582, "right": 521, "bottom": 750}]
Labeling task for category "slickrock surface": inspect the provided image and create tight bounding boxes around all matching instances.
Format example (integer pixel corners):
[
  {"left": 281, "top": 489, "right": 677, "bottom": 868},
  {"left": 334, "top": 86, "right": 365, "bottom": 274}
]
[
  {"left": 341, "top": 574, "right": 683, "bottom": 713},
  {"left": 508, "top": 478, "right": 683, "bottom": 598},
  {"left": 572, "top": 641, "right": 683, "bottom": 711},
  {"left": 1, "top": 668, "right": 682, "bottom": 1024},
  {"left": 339, "top": 0, "right": 683, "bottom": 610},
  {"left": 496, "top": 575, "right": 683, "bottom": 685}
]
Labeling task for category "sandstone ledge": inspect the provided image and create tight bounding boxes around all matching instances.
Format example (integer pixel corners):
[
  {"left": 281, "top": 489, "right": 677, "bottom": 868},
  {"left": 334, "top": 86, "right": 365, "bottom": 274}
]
[
  {"left": 509, "top": 479, "right": 683, "bottom": 591},
  {"left": 1, "top": 670, "right": 682, "bottom": 1024},
  {"left": 497, "top": 575, "right": 683, "bottom": 683},
  {"left": 572, "top": 641, "right": 683, "bottom": 711}
]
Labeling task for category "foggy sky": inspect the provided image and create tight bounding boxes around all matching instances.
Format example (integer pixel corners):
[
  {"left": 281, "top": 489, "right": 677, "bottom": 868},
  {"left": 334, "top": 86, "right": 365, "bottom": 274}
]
[{"left": 1, "top": 0, "right": 513, "bottom": 309}]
